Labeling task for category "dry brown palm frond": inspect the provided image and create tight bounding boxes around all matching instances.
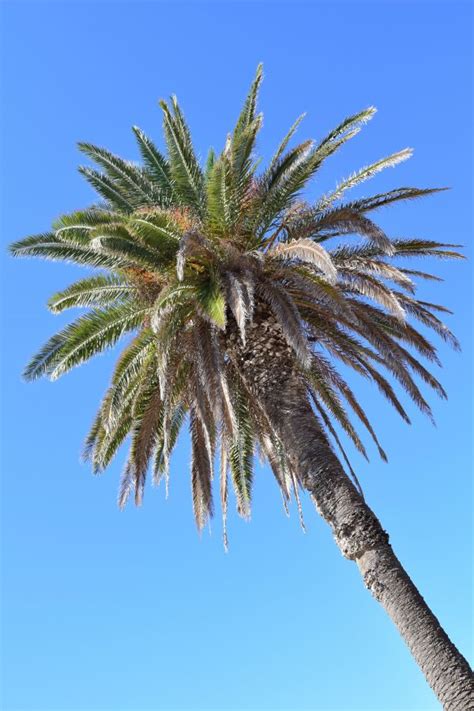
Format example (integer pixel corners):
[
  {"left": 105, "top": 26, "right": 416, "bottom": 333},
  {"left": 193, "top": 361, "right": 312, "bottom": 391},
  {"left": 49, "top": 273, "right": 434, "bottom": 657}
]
[
  {"left": 190, "top": 408, "right": 214, "bottom": 531},
  {"left": 268, "top": 238, "right": 337, "bottom": 283}
]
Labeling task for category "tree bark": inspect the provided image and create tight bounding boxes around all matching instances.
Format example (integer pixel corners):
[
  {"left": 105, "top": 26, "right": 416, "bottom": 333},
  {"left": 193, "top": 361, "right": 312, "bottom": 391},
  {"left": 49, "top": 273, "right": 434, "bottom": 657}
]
[
  {"left": 227, "top": 312, "right": 473, "bottom": 709},
  {"left": 272, "top": 379, "right": 472, "bottom": 710}
]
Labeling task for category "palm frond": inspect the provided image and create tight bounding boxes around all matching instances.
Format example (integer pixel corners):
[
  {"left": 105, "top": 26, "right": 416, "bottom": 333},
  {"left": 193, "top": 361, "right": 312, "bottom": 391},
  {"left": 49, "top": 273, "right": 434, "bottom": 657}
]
[
  {"left": 90, "top": 231, "right": 164, "bottom": 272},
  {"left": 25, "top": 303, "right": 149, "bottom": 381},
  {"left": 78, "top": 142, "right": 159, "bottom": 207},
  {"left": 159, "top": 97, "right": 205, "bottom": 214},
  {"left": 391, "top": 239, "right": 464, "bottom": 259},
  {"left": 129, "top": 379, "right": 163, "bottom": 505},
  {"left": 153, "top": 403, "right": 187, "bottom": 487},
  {"left": 78, "top": 167, "right": 134, "bottom": 212},
  {"left": 132, "top": 125, "right": 174, "bottom": 195},
  {"left": 228, "top": 381, "right": 254, "bottom": 518},
  {"left": 233, "top": 63, "right": 263, "bottom": 139},
  {"left": 53, "top": 208, "right": 125, "bottom": 234},
  {"left": 107, "top": 330, "right": 156, "bottom": 425},
  {"left": 339, "top": 270, "right": 406, "bottom": 321},
  {"left": 316, "top": 107, "right": 376, "bottom": 150},
  {"left": 127, "top": 212, "right": 181, "bottom": 255},
  {"left": 258, "top": 282, "right": 312, "bottom": 367},
  {"left": 313, "top": 209, "right": 395, "bottom": 255},
  {"left": 268, "top": 113, "right": 306, "bottom": 172},
  {"left": 48, "top": 275, "right": 136, "bottom": 313},
  {"left": 196, "top": 271, "right": 227, "bottom": 329},
  {"left": 317, "top": 149, "right": 413, "bottom": 212},
  {"left": 9, "top": 232, "right": 125, "bottom": 269},
  {"left": 341, "top": 187, "right": 448, "bottom": 214},
  {"left": 190, "top": 408, "right": 214, "bottom": 530},
  {"left": 269, "top": 238, "right": 337, "bottom": 284}
]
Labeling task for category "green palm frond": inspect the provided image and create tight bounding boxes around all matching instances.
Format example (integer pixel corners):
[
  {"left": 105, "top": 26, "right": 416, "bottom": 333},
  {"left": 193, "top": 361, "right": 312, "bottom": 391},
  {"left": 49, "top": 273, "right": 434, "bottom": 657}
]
[
  {"left": 24, "top": 303, "right": 148, "bottom": 382},
  {"left": 268, "top": 113, "right": 306, "bottom": 172},
  {"left": 78, "top": 142, "right": 160, "bottom": 207},
  {"left": 255, "top": 141, "right": 329, "bottom": 238},
  {"left": 89, "top": 232, "right": 165, "bottom": 272},
  {"left": 78, "top": 167, "right": 135, "bottom": 212},
  {"left": 53, "top": 208, "right": 125, "bottom": 234},
  {"left": 132, "top": 125, "right": 174, "bottom": 196},
  {"left": 196, "top": 271, "right": 227, "bottom": 329},
  {"left": 48, "top": 303, "right": 147, "bottom": 381},
  {"left": 233, "top": 63, "right": 263, "bottom": 139},
  {"left": 89, "top": 383, "right": 138, "bottom": 473},
  {"left": 48, "top": 275, "right": 136, "bottom": 313},
  {"left": 9, "top": 232, "right": 125, "bottom": 269},
  {"left": 129, "top": 379, "right": 163, "bottom": 505},
  {"left": 107, "top": 330, "right": 156, "bottom": 425},
  {"left": 206, "top": 152, "right": 235, "bottom": 234},
  {"left": 315, "top": 106, "right": 376, "bottom": 150},
  {"left": 159, "top": 97, "right": 205, "bottom": 214},
  {"left": 126, "top": 212, "right": 181, "bottom": 254},
  {"left": 231, "top": 114, "right": 262, "bottom": 188}
]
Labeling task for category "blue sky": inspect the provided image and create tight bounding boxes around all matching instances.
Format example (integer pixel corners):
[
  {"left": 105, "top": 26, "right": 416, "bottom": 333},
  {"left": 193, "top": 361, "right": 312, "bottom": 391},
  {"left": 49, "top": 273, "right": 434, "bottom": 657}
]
[{"left": 1, "top": 2, "right": 472, "bottom": 710}]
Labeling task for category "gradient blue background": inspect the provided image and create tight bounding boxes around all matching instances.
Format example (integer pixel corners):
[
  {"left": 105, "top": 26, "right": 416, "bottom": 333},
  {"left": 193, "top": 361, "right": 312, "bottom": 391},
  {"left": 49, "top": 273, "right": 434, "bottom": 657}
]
[{"left": 1, "top": 2, "right": 472, "bottom": 710}]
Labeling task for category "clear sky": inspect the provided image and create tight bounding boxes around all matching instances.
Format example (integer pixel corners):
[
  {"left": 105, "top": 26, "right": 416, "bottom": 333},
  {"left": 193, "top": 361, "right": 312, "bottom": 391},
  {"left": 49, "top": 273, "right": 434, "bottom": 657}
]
[{"left": 0, "top": 2, "right": 472, "bottom": 710}]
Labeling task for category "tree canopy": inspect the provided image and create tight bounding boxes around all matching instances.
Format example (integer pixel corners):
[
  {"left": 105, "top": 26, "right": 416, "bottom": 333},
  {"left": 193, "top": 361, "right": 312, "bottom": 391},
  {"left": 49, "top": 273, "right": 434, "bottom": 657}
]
[{"left": 10, "top": 65, "right": 462, "bottom": 546}]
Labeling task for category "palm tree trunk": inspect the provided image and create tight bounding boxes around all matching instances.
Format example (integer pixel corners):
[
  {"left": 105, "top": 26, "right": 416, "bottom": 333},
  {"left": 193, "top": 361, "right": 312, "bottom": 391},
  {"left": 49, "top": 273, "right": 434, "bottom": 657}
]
[
  {"left": 227, "top": 312, "right": 473, "bottom": 709},
  {"left": 270, "top": 377, "right": 472, "bottom": 709}
]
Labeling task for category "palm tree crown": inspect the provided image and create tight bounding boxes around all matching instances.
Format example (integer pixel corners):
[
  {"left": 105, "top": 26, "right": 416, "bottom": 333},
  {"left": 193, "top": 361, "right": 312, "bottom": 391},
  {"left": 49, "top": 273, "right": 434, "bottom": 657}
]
[{"left": 10, "top": 65, "right": 461, "bottom": 545}]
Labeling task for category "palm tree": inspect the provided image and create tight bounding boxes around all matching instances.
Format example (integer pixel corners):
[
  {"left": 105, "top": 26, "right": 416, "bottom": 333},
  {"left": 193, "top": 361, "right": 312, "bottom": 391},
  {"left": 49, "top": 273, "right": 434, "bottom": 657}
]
[{"left": 10, "top": 65, "right": 472, "bottom": 707}]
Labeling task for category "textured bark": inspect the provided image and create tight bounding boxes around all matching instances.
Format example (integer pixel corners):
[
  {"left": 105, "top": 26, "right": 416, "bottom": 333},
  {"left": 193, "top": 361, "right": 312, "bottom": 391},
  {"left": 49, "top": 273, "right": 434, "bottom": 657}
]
[{"left": 227, "top": 308, "right": 473, "bottom": 709}]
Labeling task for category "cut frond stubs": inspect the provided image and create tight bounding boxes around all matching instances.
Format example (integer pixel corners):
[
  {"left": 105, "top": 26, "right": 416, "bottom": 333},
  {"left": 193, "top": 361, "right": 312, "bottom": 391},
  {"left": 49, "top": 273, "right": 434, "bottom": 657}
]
[{"left": 10, "top": 64, "right": 462, "bottom": 544}]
